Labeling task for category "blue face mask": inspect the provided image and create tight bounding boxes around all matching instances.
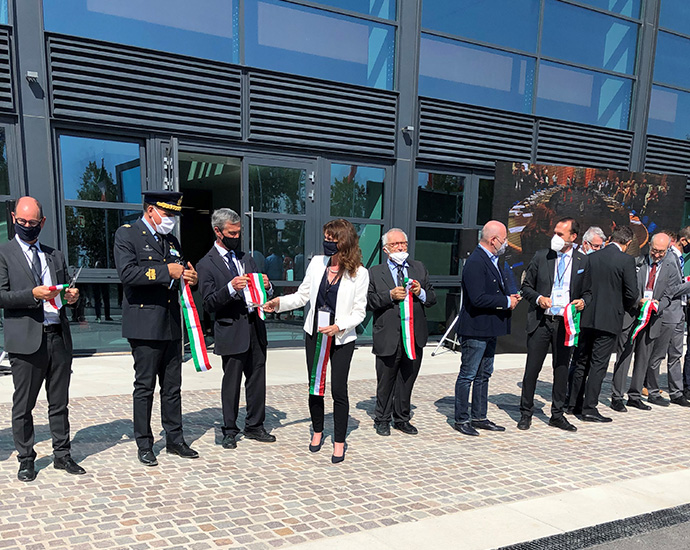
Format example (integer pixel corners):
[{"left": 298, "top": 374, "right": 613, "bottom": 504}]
[{"left": 323, "top": 240, "right": 338, "bottom": 256}]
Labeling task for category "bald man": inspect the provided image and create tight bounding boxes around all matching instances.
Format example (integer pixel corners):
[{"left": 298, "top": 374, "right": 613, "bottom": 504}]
[
  {"left": 0, "top": 196, "right": 83, "bottom": 481},
  {"left": 453, "top": 221, "right": 520, "bottom": 437},
  {"left": 610, "top": 233, "right": 679, "bottom": 411}
]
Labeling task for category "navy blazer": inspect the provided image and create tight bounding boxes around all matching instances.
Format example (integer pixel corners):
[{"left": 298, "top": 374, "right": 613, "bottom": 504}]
[{"left": 456, "top": 245, "right": 512, "bottom": 338}]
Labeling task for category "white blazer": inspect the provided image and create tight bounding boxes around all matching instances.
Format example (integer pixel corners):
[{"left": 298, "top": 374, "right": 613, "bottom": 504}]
[{"left": 277, "top": 255, "right": 369, "bottom": 345}]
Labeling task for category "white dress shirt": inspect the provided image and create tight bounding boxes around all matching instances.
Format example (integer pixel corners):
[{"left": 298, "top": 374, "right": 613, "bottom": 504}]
[{"left": 15, "top": 235, "right": 60, "bottom": 325}]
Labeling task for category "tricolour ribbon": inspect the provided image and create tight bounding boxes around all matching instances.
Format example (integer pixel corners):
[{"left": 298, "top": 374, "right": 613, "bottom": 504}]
[
  {"left": 563, "top": 303, "right": 581, "bottom": 347},
  {"left": 630, "top": 299, "right": 658, "bottom": 343},
  {"left": 243, "top": 272, "right": 268, "bottom": 320},
  {"left": 180, "top": 279, "right": 211, "bottom": 372},
  {"left": 45, "top": 284, "right": 68, "bottom": 313},
  {"left": 400, "top": 278, "right": 417, "bottom": 360},
  {"left": 309, "top": 311, "right": 332, "bottom": 396}
]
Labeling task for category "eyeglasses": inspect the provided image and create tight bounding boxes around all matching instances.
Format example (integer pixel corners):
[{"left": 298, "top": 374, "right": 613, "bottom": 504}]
[
  {"left": 585, "top": 241, "right": 603, "bottom": 250},
  {"left": 650, "top": 247, "right": 667, "bottom": 255},
  {"left": 386, "top": 241, "right": 408, "bottom": 249},
  {"left": 14, "top": 217, "right": 42, "bottom": 228}
]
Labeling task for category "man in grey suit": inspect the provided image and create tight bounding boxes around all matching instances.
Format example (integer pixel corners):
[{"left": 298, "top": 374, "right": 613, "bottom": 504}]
[
  {"left": 610, "top": 233, "right": 679, "bottom": 412},
  {"left": 0, "top": 196, "right": 83, "bottom": 482},
  {"left": 367, "top": 228, "right": 436, "bottom": 436}
]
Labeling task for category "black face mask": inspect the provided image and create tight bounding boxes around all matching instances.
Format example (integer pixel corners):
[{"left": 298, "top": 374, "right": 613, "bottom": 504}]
[
  {"left": 222, "top": 235, "right": 240, "bottom": 252},
  {"left": 323, "top": 240, "right": 338, "bottom": 256},
  {"left": 15, "top": 222, "right": 42, "bottom": 243},
  {"left": 683, "top": 242, "right": 690, "bottom": 254}
]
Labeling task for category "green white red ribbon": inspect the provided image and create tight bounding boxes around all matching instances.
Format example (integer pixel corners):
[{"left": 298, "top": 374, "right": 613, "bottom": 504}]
[
  {"left": 243, "top": 272, "right": 268, "bottom": 321},
  {"left": 310, "top": 336, "right": 332, "bottom": 397},
  {"left": 180, "top": 279, "right": 211, "bottom": 372},
  {"left": 563, "top": 303, "right": 581, "bottom": 347},
  {"left": 400, "top": 278, "right": 417, "bottom": 360},
  {"left": 45, "top": 284, "right": 68, "bottom": 313},
  {"left": 630, "top": 299, "right": 658, "bottom": 342}
]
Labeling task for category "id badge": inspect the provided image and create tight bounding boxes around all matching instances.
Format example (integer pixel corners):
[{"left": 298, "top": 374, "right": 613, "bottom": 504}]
[
  {"left": 317, "top": 309, "right": 331, "bottom": 329},
  {"left": 552, "top": 289, "right": 569, "bottom": 309},
  {"left": 644, "top": 290, "right": 653, "bottom": 300}
]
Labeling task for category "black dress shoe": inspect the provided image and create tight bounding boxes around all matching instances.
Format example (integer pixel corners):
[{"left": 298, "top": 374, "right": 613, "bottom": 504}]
[
  {"left": 453, "top": 422, "right": 479, "bottom": 436},
  {"left": 17, "top": 459, "right": 36, "bottom": 482},
  {"left": 221, "top": 435, "right": 237, "bottom": 449},
  {"left": 627, "top": 398, "right": 652, "bottom": 411},
  {"left": 137, "top": 449, "right": 158, "bottom": 466},
  {"left": 309, "top": 433, "right": 325, "bottom": 453},
  {"left": 243, "top": 428, "right": 277, "bottom": 442},
  {"left": 166, "top": 442, "right": 199, "bottom": 458},
  {"left": 581, "top": 411, "right": 613, "bottom": 423},
  {"left": 517, "top": 415, "right": 531, "bottom": 430},
  {"left": 671, "top": 395, "right": 690, "bottom": 407},
  {"left": 548, "top": 416, "right": 577, "bottom": 432},
  {"left": 374, "top": 422, "right": 390, "bottom": 436},
  {"left": 648, "top": 394, "right": 670, "bottom": 407},
  {"left": 54, "top": 456, "right": 86, "bottom": 475},
  {"left": 565, "top": 407, "right": 582, "bottom": 416},
  {"left": 392, "top": 421, "right": 418, "bottom": 435},
  {"left": 472, "top": 419, "right": 506, "bottom": 432},
  {"left": 610, "top": 399, "right": 628, "bottom": 413}
]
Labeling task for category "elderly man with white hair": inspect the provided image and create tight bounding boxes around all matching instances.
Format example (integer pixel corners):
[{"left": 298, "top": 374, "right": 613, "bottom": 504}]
[{"left": 581, "top": 226, "right": 606, "bottom": 254}]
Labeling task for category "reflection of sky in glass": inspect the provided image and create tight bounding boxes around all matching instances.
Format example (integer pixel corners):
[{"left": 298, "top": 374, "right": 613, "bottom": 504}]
[
  {"left": 419, "top": 35, "right": 535, "bottom": 113},
  {"left": 43, "top": 0, "right": 239, "bottom": 63},
  {"left": 654, "top": 31, "right": 690, "bottom": 89},
  {"left": 60, "top": 136, "right": 141, "bottom": 203},
  {"left": 422, "top": 0, "right": 539, "bottom": 53},
  {"left": 245, "top": 0, "right": 395, "bottom": 90},
  {"left": 648, "top": 85, "right": 690, "bottom": 140},
  {"left": 0, "top": 1, "right": 6, "bottom": 24},
  {"left": 576, "top": 0, "right": 640, "bottom": 18},
  {"left": 659, "top": 0, "right": 690, "bottom": 34},
  {"left": 542, "top": 0, "right": 637, "bottom": 75},
  {"left": 314, "top": 0, "right": 395, "bottom": 20},
  {"left": 330, "top": 164, "right": 384, "bottom": 219},
  {"left": 536, "top": 61, "right": 632, "bottom": 129}
]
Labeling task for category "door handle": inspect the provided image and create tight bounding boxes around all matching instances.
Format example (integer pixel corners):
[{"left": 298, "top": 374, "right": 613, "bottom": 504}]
[{"left": 308, "top": 190, "right": 315, "bottom": 202}]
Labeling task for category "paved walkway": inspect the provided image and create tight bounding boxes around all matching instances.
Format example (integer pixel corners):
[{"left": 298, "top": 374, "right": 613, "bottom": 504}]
[{"left": 0, "top": 347, "right": 689, "bottom": 549}]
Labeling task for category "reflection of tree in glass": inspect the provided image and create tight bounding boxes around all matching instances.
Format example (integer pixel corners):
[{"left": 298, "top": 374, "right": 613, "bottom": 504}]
[
  {"left": 249, "top": 166, "right": 304, "bottom": 215},
  {"left": 330, "top": 175, "right": 368, "bottom": 218},
  {"left": 65, "top": 161, "right": 123, "bottom": 268}
]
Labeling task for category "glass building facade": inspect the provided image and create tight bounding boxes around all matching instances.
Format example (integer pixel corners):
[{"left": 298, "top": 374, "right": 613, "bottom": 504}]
[{"left": 0, "top": 0, "right": 687, "bottom": 352}]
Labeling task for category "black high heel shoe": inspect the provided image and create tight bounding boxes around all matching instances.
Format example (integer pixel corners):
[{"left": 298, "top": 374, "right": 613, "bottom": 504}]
[
  {"left": 309, "top": 433, "right": 325, "bottom": 453},
  {"left": 331, "top": 443, "right": 346, "bottom": 464}
]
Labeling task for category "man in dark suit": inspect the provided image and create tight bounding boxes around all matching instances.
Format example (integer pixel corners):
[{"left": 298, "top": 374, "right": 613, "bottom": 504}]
[
  {"left": 0, "top": 196, "right": 83, "bottom": 481},
  {"left": 518, "top": 218, "right": 590, "bottom": 432},
  {"left": 196, "top": 208, "right": 276, "bottom": 449},
  {"left": 568, "top": 225, "right": 638, "bottom": 422},
  {"left": 114, "top": 191, "right": 199, "bottom": 466},
  {"left": 367, "top": 228, "right": 437, "bottom": 436},
  {"left": 610, "top": 233, "right": 680, "bottom": 411},
  {"left": 453, "top": 221, "right": 520, "bottom": 436}
]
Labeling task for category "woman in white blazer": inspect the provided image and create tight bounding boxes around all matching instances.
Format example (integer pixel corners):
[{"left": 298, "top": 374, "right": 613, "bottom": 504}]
[{"left": 264, "top": 219, "right": 368, "bottom": 463}]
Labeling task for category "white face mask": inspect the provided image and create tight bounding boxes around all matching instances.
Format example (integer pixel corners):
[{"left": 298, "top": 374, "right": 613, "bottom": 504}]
[
  {"left": 153, "top": 208, "right": 176, "bottom": 234},
  {"left": 551, "top": 234, "right": 566, "bottom": 252},
  {"left": 389, "top": 251, "right": 409, "bottom": 265}
]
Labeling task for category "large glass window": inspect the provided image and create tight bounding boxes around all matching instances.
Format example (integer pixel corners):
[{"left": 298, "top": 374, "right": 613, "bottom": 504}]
[
  {"left": 330, "top": 164, "right": 383, "bottom": 219},
  {"left": 542, "top": 0, "right": 637, "bottom": 75},
  {"left": 421, "top": 0, "right": 539, "bottom": 53},
  {"left": 576, "top": 0, "right": 640, "bottom": 18},
  {"left": 313, "top": 0, "right": 395, "bottom": 20},
  {"left": 244, "top": 0, "right": 395, "bottom": 90},
  {"left": 419, "top": 34, "right": 535, "bottom": 113},
  {"left": 417, "top": 173, "right": 464, "bottom": 224},
  {"left": 42, "top": 0, "right": 240, "bottom": 63},
  {"left": 535, "top": 61, "right": 632, "bottom": 129},
  {"left": 647, "top": 85, "right": 690, "bottom": 141},
  {"left": 249, "top": 165, "right": 306, "bottom": 215},
  {"left": 0, "top": 1, "right": 7, "bottom": 25},
  {"left": 0, "top": 127, "right": 9, "bottom": 196},
  {"left": 415, "top": 227, "right": 462, "bottom": 277},
  {"left": 659, "top": 0, "right": 690, "bottom": 35},
  {"left": 654, "top": 31, "right": 690, "bottom": 90}
]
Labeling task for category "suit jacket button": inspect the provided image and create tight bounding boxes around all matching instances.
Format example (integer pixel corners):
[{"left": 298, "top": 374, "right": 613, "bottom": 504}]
[
  {"left": 148, "top": 256, "right": 152, "bottom": 260},
  {"left": 168, "top": 299, "right": 171, "bottom": 303},
  {"left": 163, "top": 259, "right": 166, "bottom": 262},
  {"left": 140, "top": 304, "right": 143, "bottom": 308}
]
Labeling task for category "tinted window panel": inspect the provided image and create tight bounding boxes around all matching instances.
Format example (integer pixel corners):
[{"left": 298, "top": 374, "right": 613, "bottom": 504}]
[
  {"left": 542, "top": 0, "right": 638, "bottom": 75},
  {"left": 60, "top": 136, "right": 142, "bottom": 203},
  {"left": 659, "top": 0, "right": 690, "bottom": 34},
  {"left": 43, "top": 0, "right": 239, "bottom": 63},
  {"left": 417, "top": 173, "right": 464, "bottom": 224},
  {"left": 248, "top": 165, "right": 306, "bottom": 215},
  {"left": 576, "top": 0, "right": 640, "bottom": 18},
  {"left": 421, "top": 0, "right": 539, "bottom": 53},
  {"left": 415, "top": 227, "right": 462, "bottom": 277},
  {"left": 0, "top": 2, "right": 6, "bottom": 25},
  {"left": 330, "top": 164, "right": 384, "bottom": 219},
  {"left": 647, "top": 85, "right": 690, "bottom": 140},
  {"left": 536, "top": 61, "right": 632, "bottom": 129},
  {"left": 419, "top": 35, "right": 535, "bottom": 113},
  {"left": 245, "top": 0, "right": 395, "bottom": 90},
  {"left": 315, "top": 0, "right": 395, "bottom": 20},
  {"left": 654, "top": 31, "right": 690, "bottom": 89},
  {"left": 0, "top": 128, "right": 8, "bottom": 196}
]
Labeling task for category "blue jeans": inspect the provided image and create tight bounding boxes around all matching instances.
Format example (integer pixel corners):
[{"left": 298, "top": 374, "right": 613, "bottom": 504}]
[{"left": 454, "top": 337, "right": 496, "bottom": 424}]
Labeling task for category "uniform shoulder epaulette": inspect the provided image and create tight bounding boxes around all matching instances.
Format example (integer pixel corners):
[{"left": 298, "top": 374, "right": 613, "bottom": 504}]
[{"left": 121, "top": 223, "right": 131, "bottom": 228}]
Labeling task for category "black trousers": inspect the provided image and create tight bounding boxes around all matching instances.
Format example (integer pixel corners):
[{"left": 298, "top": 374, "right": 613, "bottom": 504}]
[
  {"left": 305, "top": 330, "right": 355, "bottom": 443},
  {"left": 10, "top": 330, "right": 72, "bottom": 461},
  {"left": 221, "top": 320, "right": 267, "bottom": 438},
  {"left": 520, "top": 316, "right": 572, "bottom": 419},
  {"left": 374, "top": 342, "right": 423, "bottom": 424},
  {"left": 129, "top": 338, "right": 183, "bottom": 450},
  {"left": 568, "top": 328, "right": 617, "bottom": 415}
]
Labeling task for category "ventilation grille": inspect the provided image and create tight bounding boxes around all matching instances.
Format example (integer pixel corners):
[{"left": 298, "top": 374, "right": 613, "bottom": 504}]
[
  {"left": 536, "top": 119, "right": 633, "bottom": 170},
  {"left": 417, "top": 99, "right": 534, "bottom": 166},
  {"left": 0, "top": 28, "right": 13, "bottom": 112},
  {"left": 644, "top": 135, "right": 690, "bottom": 176},
  {"left": 248, "top": 71, "right": 398, "bottom": 156},
  {"left": 48, "top": 34, "right": 242, "bottom": 138}
]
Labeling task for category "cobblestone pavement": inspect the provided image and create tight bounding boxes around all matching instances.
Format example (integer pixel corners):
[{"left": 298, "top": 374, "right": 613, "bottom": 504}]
[{"left": 1, "top": 367, "right": 689, "bottom": 550}]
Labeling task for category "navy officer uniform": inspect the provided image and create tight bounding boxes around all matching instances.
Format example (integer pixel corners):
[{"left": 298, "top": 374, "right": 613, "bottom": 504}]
[{"left": 113, "top": 191, "right": 199, "bottom": 466}]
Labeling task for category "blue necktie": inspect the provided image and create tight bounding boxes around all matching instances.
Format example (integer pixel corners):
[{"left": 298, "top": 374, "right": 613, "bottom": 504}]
[
  {"left": 226, "top": 252, "right": 239, "bottom": 279},
  {"left": 556, "top": 253, "right": 566, "bottom": 288},
  {"left": 680, "top": 254, "right": 685, "bottom": 271}
]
